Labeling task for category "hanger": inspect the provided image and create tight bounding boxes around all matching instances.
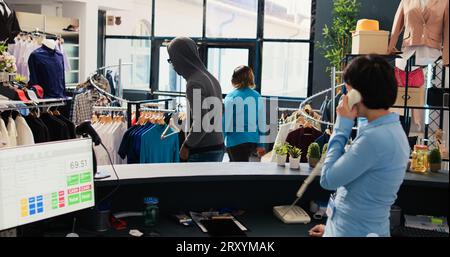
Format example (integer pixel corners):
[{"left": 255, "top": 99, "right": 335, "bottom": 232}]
[{"left": 161, "top": 112, "right": 181, "bottom": 140}]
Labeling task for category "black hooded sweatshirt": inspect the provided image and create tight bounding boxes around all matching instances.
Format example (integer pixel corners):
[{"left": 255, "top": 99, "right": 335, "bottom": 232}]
[{"left": 167, "top": 37, "right": 224, "bottom": 154}]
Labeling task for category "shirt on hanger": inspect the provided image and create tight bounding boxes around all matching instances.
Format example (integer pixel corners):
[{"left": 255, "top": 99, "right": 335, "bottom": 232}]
[
  {"left": 24, "top": 115, "right": 49, "bottom": 143},
  {"left": 0, "top": 117, "right": 9, "bottom": 147},
  {"left": 15, "top": 115, "right": 35, "bottom": 146},
  {"left": 7, "top": 116, "right": 17, "bottom": 147},
  {"left": 72, "top": 91, "right": 95, "bottom": 125},
  {"left": 55, "top": 114, "right": 76, "bottom": 139},
  {"left": 118, "top": 125, "right": 143, "bottom": 164},
  {"left": 140, "top": 125, "right": 180, "bottom": 164},
  {"left": 39, "top": 113, "right": 70, "bottom": 141}
]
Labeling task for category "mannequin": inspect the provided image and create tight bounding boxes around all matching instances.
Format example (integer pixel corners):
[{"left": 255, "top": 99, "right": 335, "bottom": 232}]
[
  {"left": 393, "top": 0, "right": 445, "bottom": 70},
  {"left": 0, "top": 0, "right": 20, "bottom": 44},
  {"left": 389, "top": 0, "right": 449, "bottom": 131},
  {"left": 42, "top": 39, "right": 57, "bottom": 50}
]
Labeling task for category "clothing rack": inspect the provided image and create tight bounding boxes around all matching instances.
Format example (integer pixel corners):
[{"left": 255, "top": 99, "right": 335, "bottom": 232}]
[
  {"left": 19, "top": 29, "right": 59, "bottom": 40},
  {"left": 87, "top": 65, "right": 176, "bottom": 127},
  {"left": 0, "top": 98, "right": 68, "bottom": 112}
]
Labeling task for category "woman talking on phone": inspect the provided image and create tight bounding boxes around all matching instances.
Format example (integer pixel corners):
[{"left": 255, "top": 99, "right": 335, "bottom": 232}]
[{"left": 309, "top": 55, "right": 410, "bottom": 237}]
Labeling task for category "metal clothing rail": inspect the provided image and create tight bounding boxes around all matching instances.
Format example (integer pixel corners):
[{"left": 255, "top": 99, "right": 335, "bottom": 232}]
[
  {"left": 298, "top": 83, "right": 344, "bottom": 127},
  {"left": 88, "top": 63, "right": 176, "bottom": 127},
  {"left": 0, "top": 98, "right": 69, "bottom": 111},
  {"left": 139, "top": 107, "right": 176, "bottom": 113},
  {"left": 92, "top": 106, "right": 128, "bottom": 112}
]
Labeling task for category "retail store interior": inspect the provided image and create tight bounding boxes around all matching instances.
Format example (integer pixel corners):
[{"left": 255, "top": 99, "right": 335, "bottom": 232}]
[{"left": 0, "top": 0, "right": 448, "bottom": 239}]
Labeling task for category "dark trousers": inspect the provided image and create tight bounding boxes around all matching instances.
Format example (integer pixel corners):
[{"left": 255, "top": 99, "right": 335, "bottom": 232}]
[{"left": 227, "top": 143, "right": 257, "bottom": 162}]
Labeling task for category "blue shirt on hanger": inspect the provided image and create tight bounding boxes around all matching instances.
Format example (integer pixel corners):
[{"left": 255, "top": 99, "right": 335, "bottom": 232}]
[{"left": 140, "top": 125, "right": 180, "bottom": 163}]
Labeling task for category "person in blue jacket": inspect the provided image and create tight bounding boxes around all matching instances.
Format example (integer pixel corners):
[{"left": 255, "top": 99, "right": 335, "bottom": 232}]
[
  {"left": 223, "top": 66, "right": 265, "bottom": 162},
  {"left": 309, "top": 55, "right": 410, "bottom": 237}
]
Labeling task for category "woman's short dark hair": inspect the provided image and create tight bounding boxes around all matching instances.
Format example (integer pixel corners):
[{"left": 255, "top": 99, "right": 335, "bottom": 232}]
[
  {"left": 343, "top": 55, "right": 397, "bottom": 110},
  {"left": 232, "top": 66, "right": 255, "bottom": 89}
]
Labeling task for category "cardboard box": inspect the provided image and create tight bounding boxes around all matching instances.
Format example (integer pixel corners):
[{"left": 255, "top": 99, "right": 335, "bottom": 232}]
[
  {"left": 395, "top": 87, "right": 426, "bottom": 107},
  {"left": 352, "top": 30, "right": 390, "bottom": 55}
]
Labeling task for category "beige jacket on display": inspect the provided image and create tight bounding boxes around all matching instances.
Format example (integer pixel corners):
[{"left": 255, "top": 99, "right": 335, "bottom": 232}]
[{"left": 389, "top": 0, "right": 449, "bottom": 66}]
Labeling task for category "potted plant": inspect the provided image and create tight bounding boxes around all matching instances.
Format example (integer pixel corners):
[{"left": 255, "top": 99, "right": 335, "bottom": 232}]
[
  {"left": 0, "top": 42, "right": 17, "bottom": 82},
  {"left": 316, "top": 0, "right": 360, "bottom": 82},
  {"left": 307, "top": 143, "right": 321, "bottom": 168},
  {"left": 274, "top": 143, "right": 289, "bottom": 167},
  {"left": 428, "top": 148, "right": 442, "bottom": 173},
  {"left": 322, "top": 143, "right": 329, "bottom": 160},
  {"left": 288, "top": 145, "right": 302, "bottom": 170}
]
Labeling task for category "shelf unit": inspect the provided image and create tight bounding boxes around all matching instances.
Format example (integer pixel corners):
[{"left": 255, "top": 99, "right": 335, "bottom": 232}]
[{"left": 344, "top": 54, "right": 449, "bottom": 166}]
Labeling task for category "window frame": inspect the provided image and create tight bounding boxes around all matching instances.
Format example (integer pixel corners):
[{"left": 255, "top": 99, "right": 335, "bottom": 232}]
[{"left": 102, "top": 0, "right": 316, "bottom": 100}]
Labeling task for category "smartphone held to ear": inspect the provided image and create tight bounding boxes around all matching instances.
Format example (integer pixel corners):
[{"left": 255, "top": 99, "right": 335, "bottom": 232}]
[{"left": 347, "top": 90, "right": 362, "bottom": 109}]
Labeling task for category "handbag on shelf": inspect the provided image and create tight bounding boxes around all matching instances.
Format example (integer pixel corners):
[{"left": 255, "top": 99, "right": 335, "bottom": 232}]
[
  {"left": 427, "top": 87, "right": 450, "bottom": 107},
  {"left": 395, "top": 67, "right": 425, "bottom": 88}
]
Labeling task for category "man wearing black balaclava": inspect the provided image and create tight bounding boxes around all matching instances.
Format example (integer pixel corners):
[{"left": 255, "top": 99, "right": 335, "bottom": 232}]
[{"left": 167, "top": 37, "right": 224, "bottom": 162}]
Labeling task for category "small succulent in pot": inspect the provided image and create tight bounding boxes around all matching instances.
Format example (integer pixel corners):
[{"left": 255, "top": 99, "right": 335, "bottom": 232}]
[
  {"left": 288, "top": 145, "right": 302, "bottom": 170},
  {"left": 307, "top": 143, "right": 321, "bottom": 168},
  {"left": 274, "top": 143, "right": 289, "bottom": 167},
  {"left": 428, "top": 148, "right": 442, "bottom": 173}
]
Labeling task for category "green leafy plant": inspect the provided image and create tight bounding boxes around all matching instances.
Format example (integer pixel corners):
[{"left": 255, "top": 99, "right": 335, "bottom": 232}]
[
  {"left": 288, "top": 145, "right": 302, "bottom": 159},
  {"left": 429, "top": 149, "right": 442, "bottom": 164},
  {"left": 0, "top": 41, "right": 7, "bottom": 53},
  {"left": 307, "top": 143, "right": 321, "bottom": 160},
  {"left": 274, "top": 143, "right": 289, "bottom": 156},
  {"left": 322, "top": 143, "right": 329, "bottom": 159},
  {"left": 317, "top": 0, "right": 361, "bottom": 76},
  {"left": 13, "top": 74, "right": 27, "bottom": 84}
]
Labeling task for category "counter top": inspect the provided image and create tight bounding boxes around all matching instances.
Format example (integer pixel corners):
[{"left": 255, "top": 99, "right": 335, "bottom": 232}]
[{"left": 96, "top": 162, "right": 449, "bottom": 188}]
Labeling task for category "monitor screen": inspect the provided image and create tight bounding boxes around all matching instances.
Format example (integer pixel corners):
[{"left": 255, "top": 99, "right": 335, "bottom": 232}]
[{"left": 0, "top": 139, "right": 95, "bottom": 231}]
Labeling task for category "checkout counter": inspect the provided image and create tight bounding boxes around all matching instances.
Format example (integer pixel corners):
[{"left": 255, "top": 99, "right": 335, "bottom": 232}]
[{"left": 25, "top": 162, "right": 449, "bottom": 237}]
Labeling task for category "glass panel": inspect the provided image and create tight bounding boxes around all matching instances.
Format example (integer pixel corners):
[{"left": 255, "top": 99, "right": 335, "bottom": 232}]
[
  {"left": 105, "top": 2, "right": 152, "bottom": 36},
  {"left": 264, "top": 0, "right": 312, "bottom": 40},
  {"left": 261, "top": 42, "right": 310, "bottom": 98},
  {"left": 158, "top": 46, "right": 187, "bottom": 93},
  {"left": 105, "top": 39, "right": 151, "bottom": 90},
  {"left": 207, "top": 48, "right": 249, "bottom": 94},
  {"left": 155, "top": 0, "right": 203, "bottom": 37},
  {"left": 206, "top": 0, "right": 258, "bottom": 38}
]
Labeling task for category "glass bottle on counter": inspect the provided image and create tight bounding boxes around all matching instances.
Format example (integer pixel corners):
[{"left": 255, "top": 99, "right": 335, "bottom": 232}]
[
  {"left": 144, "top": 197, "right": 159, "bottom": 228},
  {"left": 411, "top": 145, "right": 429, "bottom": 173}
]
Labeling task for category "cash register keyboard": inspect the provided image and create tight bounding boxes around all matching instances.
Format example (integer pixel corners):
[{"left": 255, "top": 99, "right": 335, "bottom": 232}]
[{"left": 395, "top": 227, "right": 449, "bottom": 237}]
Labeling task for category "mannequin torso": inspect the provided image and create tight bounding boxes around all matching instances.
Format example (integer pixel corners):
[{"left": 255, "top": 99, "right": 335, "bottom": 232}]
[{"left": 396, "top": 0, "right": 441, "bottom": 70}]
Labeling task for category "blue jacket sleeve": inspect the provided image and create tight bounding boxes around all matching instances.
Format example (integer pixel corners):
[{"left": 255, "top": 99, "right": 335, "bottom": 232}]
[{"left": 320, "top": 116, "right": 377, "bottom": 190}]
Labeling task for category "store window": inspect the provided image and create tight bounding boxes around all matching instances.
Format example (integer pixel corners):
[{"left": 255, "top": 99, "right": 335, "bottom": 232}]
[
  {"left": 261, "top": 42, "right": 310, "bottom": 98},
  {"left": 154, "top": 0, "right": 203, "bottom": 37},
  {"left": 102, "top": 0, "right": 316, "bottom": 99},
  {"left": 206, "top": 0, "right": 258, "bottom": 38},
  {"left": 207, "top": 48, "right": 250, "bottom": 94},
  {"left": 264, "top": 0, "right": 313, "bottom": 40},
  {"left": 105, "top": 39, "right": 151, "bottom": 90},
  {"left": 158, "top": 46, "right": 186, "bottom": 93}
]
